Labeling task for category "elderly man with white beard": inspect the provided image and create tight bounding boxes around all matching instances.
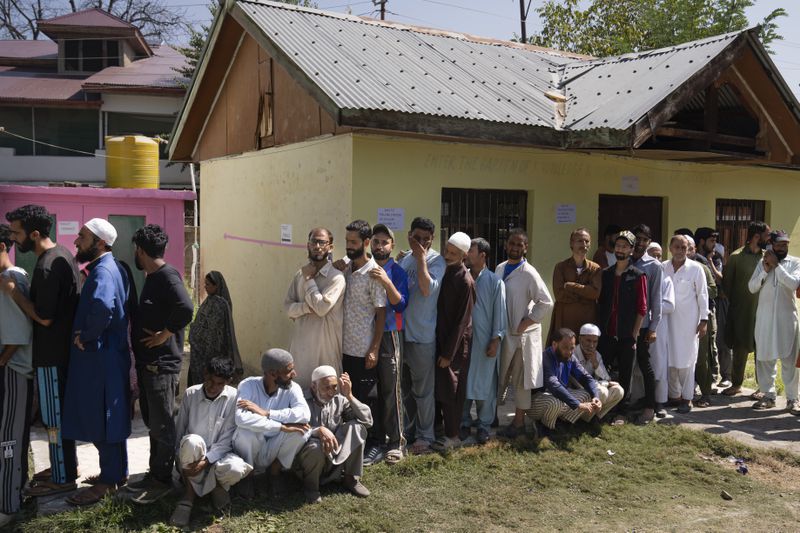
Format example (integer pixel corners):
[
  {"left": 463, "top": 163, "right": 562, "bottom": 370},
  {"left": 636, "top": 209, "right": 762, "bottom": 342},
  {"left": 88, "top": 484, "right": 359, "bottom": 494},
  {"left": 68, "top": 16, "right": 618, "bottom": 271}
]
[{"left": 295, "top": 366, "right": 372, "bottom": 504}]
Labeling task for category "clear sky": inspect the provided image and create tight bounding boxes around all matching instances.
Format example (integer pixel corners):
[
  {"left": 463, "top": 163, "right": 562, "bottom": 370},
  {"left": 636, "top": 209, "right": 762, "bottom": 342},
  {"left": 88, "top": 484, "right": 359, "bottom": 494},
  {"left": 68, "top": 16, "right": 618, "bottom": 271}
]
[{"left": 170, "top": 0, "right": 800, "bottom": 98}]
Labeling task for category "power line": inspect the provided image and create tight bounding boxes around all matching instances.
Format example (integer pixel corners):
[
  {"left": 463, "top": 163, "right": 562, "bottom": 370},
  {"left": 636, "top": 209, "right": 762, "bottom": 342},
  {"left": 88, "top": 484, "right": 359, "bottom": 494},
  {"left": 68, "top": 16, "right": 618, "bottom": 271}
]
[
  {"left": 416, "top": 0, "right": 519, "bottom": 21},
  {"left": 0, "top": 126, "right": 166, "bottom": 159}
]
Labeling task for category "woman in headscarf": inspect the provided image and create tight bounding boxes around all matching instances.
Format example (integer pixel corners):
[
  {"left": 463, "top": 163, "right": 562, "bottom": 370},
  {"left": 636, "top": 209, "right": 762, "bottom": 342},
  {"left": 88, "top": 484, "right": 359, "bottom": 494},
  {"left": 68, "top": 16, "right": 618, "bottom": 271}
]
[{"left": 188, "top": 271, "right": 242, "bottom": 386}]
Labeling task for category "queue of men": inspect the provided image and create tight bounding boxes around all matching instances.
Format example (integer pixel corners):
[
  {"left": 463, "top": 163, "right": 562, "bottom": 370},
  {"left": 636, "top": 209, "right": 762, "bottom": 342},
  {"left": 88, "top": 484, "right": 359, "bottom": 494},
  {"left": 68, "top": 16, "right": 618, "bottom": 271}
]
[{"left": 2, "top": 203, "right": 800, "bottom": 528}]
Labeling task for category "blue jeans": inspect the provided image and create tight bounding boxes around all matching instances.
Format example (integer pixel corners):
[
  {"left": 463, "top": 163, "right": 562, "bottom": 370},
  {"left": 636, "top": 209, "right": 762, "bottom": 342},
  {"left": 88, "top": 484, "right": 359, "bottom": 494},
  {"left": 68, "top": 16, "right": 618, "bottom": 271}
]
[{"left": 402, "top": 341, "right": 435, "bottom": 443}]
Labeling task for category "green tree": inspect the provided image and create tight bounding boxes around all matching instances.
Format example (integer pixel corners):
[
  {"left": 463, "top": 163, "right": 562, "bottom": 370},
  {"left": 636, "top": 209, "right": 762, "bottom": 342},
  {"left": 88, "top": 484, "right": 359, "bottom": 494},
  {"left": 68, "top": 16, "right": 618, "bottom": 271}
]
[
  {"left": 531, "top": 0, "right": 786, "bottom": 57},
  {"left": 175, "top": 0, "right": 314, "bottom": 84}
]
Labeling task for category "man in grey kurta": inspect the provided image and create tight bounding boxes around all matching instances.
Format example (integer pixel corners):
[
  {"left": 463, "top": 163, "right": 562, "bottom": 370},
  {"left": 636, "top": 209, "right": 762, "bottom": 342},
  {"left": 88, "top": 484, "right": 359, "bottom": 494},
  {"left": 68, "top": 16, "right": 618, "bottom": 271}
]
[
  {"left": 295, "top": 365, "right": 372, "bottom": 504},
  {"left": 169, "top": 358, "right": 252, "bottom": 527},
  {"left": 462, "top": 238, "right": 506, "bottom": 444}
]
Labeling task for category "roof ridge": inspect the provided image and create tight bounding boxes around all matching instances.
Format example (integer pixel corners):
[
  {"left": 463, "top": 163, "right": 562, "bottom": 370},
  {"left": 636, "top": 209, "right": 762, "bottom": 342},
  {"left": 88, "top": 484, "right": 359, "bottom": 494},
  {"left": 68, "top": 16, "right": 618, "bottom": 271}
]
[
  {"left": 237, "top": 0, "right": 591, "bottom": 60},
  {"left": 37, "top": 7, "right": 134, "bottom": 28}
]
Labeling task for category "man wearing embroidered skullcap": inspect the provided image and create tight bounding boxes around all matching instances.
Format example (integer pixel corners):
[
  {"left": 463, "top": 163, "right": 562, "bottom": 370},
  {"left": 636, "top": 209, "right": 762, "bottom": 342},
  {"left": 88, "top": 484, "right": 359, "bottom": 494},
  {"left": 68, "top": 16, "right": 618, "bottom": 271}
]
[
  {"left": 431, "top": 232, "right": 475, "bottom": 451},
  {"left": 295, "top": 365, "right": 372, "bottom": 503},
  {"left": 232, "top": 348, "right": 310, "bottom": 499}
]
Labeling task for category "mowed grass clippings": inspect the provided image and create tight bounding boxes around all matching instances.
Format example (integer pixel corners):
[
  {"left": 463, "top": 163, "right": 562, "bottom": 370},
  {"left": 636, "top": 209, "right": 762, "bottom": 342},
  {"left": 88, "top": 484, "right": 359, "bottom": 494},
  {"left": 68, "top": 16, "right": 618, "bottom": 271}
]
[{"left": 17, "top": 424, "right": 800, "bottom": 533}]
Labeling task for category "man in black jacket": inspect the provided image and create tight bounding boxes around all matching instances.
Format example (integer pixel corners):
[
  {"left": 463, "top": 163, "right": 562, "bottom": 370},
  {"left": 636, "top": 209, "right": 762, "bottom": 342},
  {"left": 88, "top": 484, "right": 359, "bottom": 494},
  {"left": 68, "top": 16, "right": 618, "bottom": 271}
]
[
  {"left": 596, "top": 230, "right": 648, "bottom": 424},
  {"left": 126, "top": 224, "right": 193, "bottom": 504}
]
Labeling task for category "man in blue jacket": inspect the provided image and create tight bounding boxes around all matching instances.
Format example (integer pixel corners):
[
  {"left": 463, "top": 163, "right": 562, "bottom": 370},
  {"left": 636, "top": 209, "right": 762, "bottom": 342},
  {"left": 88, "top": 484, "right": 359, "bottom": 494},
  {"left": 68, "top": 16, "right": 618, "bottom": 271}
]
[
  {"left": 529, "top": 328, "right": 602, "bottom": 430},
  {"left": 62, "top": 218, "right": 131, "bottom": 506}
]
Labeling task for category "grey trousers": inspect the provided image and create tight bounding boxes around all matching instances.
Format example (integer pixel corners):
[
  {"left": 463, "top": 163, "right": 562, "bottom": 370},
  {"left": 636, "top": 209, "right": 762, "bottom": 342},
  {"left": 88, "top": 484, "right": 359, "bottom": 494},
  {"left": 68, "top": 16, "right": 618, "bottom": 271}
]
[
  {"left": 295, "top": 421, "right": 367, "bottom": 492},
  {"left": 714, "top": 297, "right": 732, "bottom": 381},
  {"left": 402, "top": 341, "right": 436, "bottom": 443}
]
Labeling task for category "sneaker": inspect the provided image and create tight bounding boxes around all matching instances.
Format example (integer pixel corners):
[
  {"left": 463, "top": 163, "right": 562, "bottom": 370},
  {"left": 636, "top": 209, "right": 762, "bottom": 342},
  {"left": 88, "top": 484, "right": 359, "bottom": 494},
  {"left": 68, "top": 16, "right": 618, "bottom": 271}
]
[
  {"left": 344, "top": 475, "right": 370, "bottom": 498},
  {"left": 363, "top": 445, "right": 385, "bottom": 467},
  {"left": 789, "top": 399, "right": 800, "bottom": 416},
  {"left": 476, "top": 428, "right": 490, "bottom": 445},
  {"left": 717, "top": 380, "right": 732, "bottom": 389},
  {"left": 752, "top": 398, "right": 776, "bottom": 410},
  {"left": 676, "top": 402, "right": 692, "bottom": 414},
  {"left": 458, "top": 426, "right": 472, "bottom": 441},
  {"left": 655, "top": 405, "right": 667, "bottom": 419},
  {"left": 125, "top": 472, "right": 166, "bottom": 493}
]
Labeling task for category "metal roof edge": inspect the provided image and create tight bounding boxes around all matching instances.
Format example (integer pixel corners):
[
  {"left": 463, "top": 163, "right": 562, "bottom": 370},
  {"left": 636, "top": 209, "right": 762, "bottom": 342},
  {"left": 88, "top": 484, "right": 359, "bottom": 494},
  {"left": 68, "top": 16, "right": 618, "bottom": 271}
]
[{"left": 168, "top": 4, "right": 228, "bottom": 161}]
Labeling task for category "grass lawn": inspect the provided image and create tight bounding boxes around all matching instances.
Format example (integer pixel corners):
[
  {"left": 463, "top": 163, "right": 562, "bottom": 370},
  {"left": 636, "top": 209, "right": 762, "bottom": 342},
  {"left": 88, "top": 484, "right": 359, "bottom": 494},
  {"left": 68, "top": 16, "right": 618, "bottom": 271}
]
[{"left": 16, "top": 423, "right": 800, "bottom": 533}]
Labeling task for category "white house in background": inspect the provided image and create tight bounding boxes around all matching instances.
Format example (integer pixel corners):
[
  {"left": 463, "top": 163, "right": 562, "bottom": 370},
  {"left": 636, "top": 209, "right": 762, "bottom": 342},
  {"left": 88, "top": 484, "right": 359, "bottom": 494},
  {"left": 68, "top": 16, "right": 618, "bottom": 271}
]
[{"left": 0, "top": 8, "right": 190, "bottom": 187}]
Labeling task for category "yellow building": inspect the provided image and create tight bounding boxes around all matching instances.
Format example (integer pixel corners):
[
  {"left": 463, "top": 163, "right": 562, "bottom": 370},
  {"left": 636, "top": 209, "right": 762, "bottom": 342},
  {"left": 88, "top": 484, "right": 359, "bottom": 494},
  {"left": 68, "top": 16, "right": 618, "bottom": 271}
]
[{"left": 170, "top": 1, "right": 800, "bottom": 372}]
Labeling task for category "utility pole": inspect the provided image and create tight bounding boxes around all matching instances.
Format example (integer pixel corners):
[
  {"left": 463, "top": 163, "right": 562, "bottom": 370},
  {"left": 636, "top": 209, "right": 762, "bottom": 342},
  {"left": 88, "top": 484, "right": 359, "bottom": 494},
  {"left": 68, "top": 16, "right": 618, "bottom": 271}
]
[
  {"left": 374, "top": 0, "right": 386, "bottom": 20},
  {"left": 519, "top": 0, "right": 532, "bottom": 43}
]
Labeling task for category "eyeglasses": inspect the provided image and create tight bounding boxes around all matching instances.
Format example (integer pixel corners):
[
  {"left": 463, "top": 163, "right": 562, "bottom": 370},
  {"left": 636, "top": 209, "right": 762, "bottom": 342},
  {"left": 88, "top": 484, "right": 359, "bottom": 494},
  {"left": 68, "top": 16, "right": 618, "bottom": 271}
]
[{"left": 308, "top": 239, "right": 331, "bottom": 247}]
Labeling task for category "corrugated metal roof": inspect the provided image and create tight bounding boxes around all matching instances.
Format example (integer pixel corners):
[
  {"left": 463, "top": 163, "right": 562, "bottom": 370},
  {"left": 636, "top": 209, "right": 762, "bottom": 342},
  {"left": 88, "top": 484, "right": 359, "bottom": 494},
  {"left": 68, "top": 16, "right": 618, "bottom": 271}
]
[
  {"left": 235, "top": 1, "right": 748, "bottom": 136},
  {"left": 82, "top": 45, "right": 187, "bottom": 89},
  {"left": 0, "top": 66, "right": 87, "bottom": 102},
  {"left": 0, "top": 40, "right": 57, "bottom": 60}
]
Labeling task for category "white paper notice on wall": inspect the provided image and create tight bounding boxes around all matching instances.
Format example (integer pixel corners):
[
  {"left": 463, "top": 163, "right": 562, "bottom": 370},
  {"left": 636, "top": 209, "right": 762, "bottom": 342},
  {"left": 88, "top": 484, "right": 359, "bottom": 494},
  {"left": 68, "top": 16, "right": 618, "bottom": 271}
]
[
  {"left": 57, "top": 221, "right": 80, "bottom": 235},
  {"left": 555, "top": 204, "right": 576, "bottom": 224},
  {"left": 377, "top": 208, "right": 405, "bottom": 230},
  {"left": 280, "top": 224, "right": 292, "bottom": 244},
  {"left": 621, "top": 175, "right": 640, "bottom": 193}
]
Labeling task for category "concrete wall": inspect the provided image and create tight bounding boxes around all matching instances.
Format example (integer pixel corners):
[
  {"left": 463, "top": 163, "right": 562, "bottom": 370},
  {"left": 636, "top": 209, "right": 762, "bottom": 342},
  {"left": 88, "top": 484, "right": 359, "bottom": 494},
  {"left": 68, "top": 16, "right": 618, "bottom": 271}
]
[
  {"left": 349, "top": 133, "right": 800, "bottom": 335},
  {"left": 199, "top": 134, "right": 353, "bottom": 373}
]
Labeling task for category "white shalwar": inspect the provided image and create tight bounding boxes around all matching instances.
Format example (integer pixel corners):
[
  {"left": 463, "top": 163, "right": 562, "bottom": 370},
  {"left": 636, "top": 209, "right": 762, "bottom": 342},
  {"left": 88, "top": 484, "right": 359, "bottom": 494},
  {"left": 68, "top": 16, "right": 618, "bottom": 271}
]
[
  {"left": 651, "top": 275, "right": 675, "bottom": 404},
  {"left": 663, "top": 259, "right": 709, "bottom": 400},
  {"left": 748, "top": 255, "right": 800, "bottom": 401}
]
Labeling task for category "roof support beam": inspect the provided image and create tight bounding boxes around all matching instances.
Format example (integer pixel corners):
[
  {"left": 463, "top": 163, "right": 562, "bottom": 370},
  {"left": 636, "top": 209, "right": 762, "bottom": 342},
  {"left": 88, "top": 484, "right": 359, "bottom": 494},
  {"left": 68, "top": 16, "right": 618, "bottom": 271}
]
[{"left": 654, "top": 126, "right": 756, "bottom": 148}]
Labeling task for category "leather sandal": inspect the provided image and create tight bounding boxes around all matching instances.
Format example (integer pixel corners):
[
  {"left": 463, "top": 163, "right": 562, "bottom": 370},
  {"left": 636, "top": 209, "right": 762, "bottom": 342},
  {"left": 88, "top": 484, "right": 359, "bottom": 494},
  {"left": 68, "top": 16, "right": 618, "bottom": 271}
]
[
  {"left": 65, "top": 485, "right": 115, "bottom": 506},
  {"left": 24, "top": 480, "right": 77, "bottom": 497}
]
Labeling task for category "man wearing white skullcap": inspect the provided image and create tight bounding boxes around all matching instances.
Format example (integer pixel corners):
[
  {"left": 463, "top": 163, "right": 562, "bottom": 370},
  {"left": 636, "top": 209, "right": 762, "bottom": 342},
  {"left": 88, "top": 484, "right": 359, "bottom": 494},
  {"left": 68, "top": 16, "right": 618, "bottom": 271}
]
[
  {"left": 295, "top": 366, "right": 372, "bottom": 503},
  {"left": 61, "top": 217, "right": 132, "bottom": 505},
  {"left": 573, "top": 324, "right": 624, "bottom": 421},
  {"left": 232, "top": 348, "right": 310, "bottom": 499},
  {"left": 431, "top": 232, "right": 475, "bottom": 451}
]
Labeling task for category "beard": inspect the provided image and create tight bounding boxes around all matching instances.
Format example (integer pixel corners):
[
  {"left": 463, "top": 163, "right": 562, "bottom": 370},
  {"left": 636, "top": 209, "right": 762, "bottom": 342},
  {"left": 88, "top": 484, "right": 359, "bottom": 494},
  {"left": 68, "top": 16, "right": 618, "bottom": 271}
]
[
  {"left": 346, "top": 247, "right": 365, "bottom": 260},
  {"left": 507, "top": 250, "right": 522, "bottom": 261},
  {"left": 134, "top": 254, "right": 144, "bottom": 271},
  {"left": 75, "top": 246, "right": 100, "bottom": 263},
  {"left": 15, "top": 237, "right": 34, "bottom": 254},
  {"left": 276, "top": 376, "right": 293, "bottom": 390},
  {"left": 759, "top": 240, "right": 768, "bottom": 250},
  {"left": 614, "top": 251, "right": 628, "bottom": 261},
  {"left": 308, "top": 250, "right": 327, "bottom": 262},
  {"left": 371, "top": 249, "right": 391, "bottom": 261},
  {"left": 775, "top": 249, "right": 788, "bottom": 261}
]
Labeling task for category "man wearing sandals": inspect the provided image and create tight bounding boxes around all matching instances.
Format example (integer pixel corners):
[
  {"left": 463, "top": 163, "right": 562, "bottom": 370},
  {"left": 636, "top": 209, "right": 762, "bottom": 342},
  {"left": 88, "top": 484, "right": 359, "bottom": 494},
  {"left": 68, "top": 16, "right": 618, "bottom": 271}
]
[
  {"left": 296, "top": 366, "right": 372, "bottom": 503},
  {"left": 747, "top": 230, "right": 800, "bottom": 413},
  {"left": 2, "top": 205, "right": 80, "bottom": 497},
  {"left": 62, "top": 219, "right": 132, "bottom": 506},
  {"left": 0, "top": 225, "right": 34, "bottom": 528},
  {"left": 169, "top": 358, "right": 252, "bottom": 527},
  {"left": 432, "top": 232, "right": 475, "bottom": 451}
]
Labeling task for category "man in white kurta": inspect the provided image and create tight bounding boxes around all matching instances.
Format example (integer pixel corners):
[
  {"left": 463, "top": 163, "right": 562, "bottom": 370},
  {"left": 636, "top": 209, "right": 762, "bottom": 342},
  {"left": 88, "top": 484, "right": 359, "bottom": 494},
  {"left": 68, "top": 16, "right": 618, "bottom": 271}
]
[
  {"left": 646, "top": 243, "right": 675, "bottom": 417},
  {"left": 747, "top": 231, "right": 800, "bottom": 412},
  {"left": 284, "top": 228, "right": 346, "bottom": 392},
  {"left": 233, "top": 349, "right": 311, "bottom": 498},
  {"left": 495, "top": 229, "right": 554, "bottom": 437},
  {"left": 169, "top": 358, "right": 252, "bottom": 527},
  {"left": 662, "top": 235, "right": 709, "bottom": 413}
]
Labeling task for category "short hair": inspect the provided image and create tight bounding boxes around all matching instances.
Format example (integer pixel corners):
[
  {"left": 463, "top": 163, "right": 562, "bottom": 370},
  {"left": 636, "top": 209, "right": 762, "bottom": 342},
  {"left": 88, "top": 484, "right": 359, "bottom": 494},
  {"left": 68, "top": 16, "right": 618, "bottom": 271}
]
[
  {"left": 570, "top": 228, "right": 591, "bottom": 241},
  {"left": 5, "top": 204, "right": 52, "bottom": 238},
  {"left": 747, "top": 221, "right": 768, "bottom": 242},
  {"left": 132, "top": 224, "right": 168, "bottom": 258},
  {"left": 261, "top": 348, "right": 293, "bottom": 372},
  {"left": 345, "top": 219, "right": 372, "bottom": 241},
  {"left": 552, "top": 327, "right": 576, "bottom": 342},
  {"left": 205, "top": 357, "right": 234, "bottom": 380},
  {"left": 673, "top": 227, "right": 694, "bottom": 239},
  {"left": 307, "top": 227, "right": 333, "bottom": 245},
  {"left": 631, "top": 223, "right": 651, "bottom": 239},
  {"left": 694, "top": 227, "right": 718, "bottom": 243},
  {"left": 0, "top": 224, "right": 13, "bottom": 251},
  {"left": 509, "top": 227, "right": 528, "bottom": 242},
  {"left": 410, "top": 217, "right": 435, "bottom": 234},
  {"left": 471, "top": 237, "right": 490, "bottom": 257},
  {"left": 670, "top": 234, "right": 688, "bottom": 246},
  {"left": 603, "top": 224, "right": 621, "bottom": 237}
]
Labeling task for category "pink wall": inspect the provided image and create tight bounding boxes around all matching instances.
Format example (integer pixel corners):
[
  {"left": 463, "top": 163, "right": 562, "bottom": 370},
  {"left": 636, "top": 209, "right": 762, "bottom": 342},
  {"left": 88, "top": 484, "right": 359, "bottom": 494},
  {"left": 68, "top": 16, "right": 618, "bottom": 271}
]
[{"left": 0, "top": 185, "right": 195, "bottom": 271}]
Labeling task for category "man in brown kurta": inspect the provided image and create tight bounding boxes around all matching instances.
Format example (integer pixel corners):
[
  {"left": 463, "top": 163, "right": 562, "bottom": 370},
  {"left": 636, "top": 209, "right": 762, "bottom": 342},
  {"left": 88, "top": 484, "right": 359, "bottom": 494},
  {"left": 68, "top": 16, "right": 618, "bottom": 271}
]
[
  {"left": 433, "top": 232, "right": 475, "bottom": 450},
  {"left": 548, "top": 228, "right": 602, "bottom": 344}
]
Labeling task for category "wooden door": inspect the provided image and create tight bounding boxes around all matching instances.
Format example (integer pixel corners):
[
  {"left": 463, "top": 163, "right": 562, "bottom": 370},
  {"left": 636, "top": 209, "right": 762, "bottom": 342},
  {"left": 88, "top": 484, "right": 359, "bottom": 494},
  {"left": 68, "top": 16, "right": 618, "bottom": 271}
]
[{"left": 598, "top": 195, "right": 664, "bottom": 245}]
